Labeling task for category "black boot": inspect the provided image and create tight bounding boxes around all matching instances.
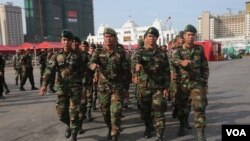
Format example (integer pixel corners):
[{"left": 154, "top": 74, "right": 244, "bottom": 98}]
[
  {"left": 65, "top": 126, "right": 71, "bottom": 138},
  {"left": 107, "top": 126, "right": 112, "bottom": 140},
  {"left": 71, "top": 132, "right": 77, "bottom": 141},
  {"left": 20, "top": 86, "right": 25, "bottom": 91},
  {"left": 5, "top": 89, "right": 10, "bottom": 95},
  {"left": 31, "top": 86, "right": 38, "bottom": 90},
  {"left": 178, "top": 121, "right": 187, "bottom": 136},
  {"left": 197, "top": 128, "right": 207, "bottom": 141},
  {"left": 78, "top": 120, "right": 85, "bottom": 134},
  {"left": 144, "top": 122, "right": 152, "bottom": 138}
]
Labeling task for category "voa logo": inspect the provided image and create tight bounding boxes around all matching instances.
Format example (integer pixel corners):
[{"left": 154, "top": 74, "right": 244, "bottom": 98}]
[{"left": 226, "top": 129, "right": 246, "bottom": 136}]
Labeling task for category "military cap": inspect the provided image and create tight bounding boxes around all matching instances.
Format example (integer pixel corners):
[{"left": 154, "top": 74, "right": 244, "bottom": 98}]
[
  {"left": 103, "top": 28, "right": 117, "bottom": 36},
  {"left": 144, "top": 27, "right": 159, "bottom": 37},
  {"left": 74, "top": 36, "right": 81, "bottom": 43},
  {"left": 178, "top": 31, "right": 184, "bottom": 38},
  {"left": 81, "top": 41, "right": 89, "bottom": 47},
  {"left": 184, "top": 24, "right": 197, "bottom": 33},
  {"left": 61, "top": 29, "right": 74, "bottom": 39}
]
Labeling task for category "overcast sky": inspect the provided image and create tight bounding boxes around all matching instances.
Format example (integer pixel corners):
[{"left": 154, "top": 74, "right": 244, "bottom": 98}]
[{"left": 0, "top": 0, "right": 247, "bottom": 33}]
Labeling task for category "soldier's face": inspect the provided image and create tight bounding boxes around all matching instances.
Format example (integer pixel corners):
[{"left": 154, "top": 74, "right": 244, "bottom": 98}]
[
  {"left": 61, "top": 37, "right": 73, "bottom": 50},
  {"left": 144, "top": 34, "right": 158, "bottom": 46},
  {"left": 103, "top": 34, "right": 116, "bottom": 47},
  {"left": 177, "top": 37, "right": 184, "bottom": 45},
  {"left": 184, "top": 32, "right": 195, "bottom": 44}
]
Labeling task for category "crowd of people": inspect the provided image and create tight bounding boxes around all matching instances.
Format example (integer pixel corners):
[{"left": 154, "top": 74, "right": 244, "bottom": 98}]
[{"left": 0, "top": 24, "right": 209, "bottom": 141}]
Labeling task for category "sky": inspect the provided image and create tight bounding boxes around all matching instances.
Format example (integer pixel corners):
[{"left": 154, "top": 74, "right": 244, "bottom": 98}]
[{"left": 0, "top": 0, "right": 247, "bottom": 34}]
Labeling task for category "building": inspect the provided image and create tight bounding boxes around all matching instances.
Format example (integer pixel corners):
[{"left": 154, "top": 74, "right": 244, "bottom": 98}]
[
  {"left": 24, "top": 0, "right": 94, "bottom": 42},
  {"left": 86, "top": 19, "right": 178, "bottom": 47},
  {"left": 0, "top": 2, "right": 23, "bottom": 45},
  {"left": 197, "top": 1, "right": 250, "bottom": 51}
]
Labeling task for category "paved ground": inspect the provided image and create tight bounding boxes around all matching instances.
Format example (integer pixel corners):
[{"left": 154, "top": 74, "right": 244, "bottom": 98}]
[{"left": 0, "top": 56, "right": 250, "bottom": 141}]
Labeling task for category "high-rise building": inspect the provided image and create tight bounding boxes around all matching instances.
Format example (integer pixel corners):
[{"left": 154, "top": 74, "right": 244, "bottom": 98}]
[
  {"left": 24, "top": 0, "right": 94, "bottom": 42},
  {"left": 0, "top": 2, "right": 23, "bottom": 45}
]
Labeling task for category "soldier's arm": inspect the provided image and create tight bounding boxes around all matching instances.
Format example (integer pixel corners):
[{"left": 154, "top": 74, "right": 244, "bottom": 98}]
[
  {"left": 131, "top": 50, "right": 141, "bottom": 83},
  {"left": 41, "top": 54, "right": 57, "bottom": 87},
  {"left": 200, "top": 48, "right": 209, "bottom": 87},
  {"left": 88, "top": 51, "right": 99, "bottom": 71}
]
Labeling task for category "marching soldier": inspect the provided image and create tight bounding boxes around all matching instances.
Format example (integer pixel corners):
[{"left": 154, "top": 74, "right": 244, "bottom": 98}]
[
  {"left": 40, "top": 29, "right": 84, "bottom": 141},
  {"left": 132, "top": 27, "right": 170, "bottom": 141},
  {"left": 172, "top": 24, "right": 209, "bottom": 141},
  {"left": 13, "top": 49, "right": 23, "bottom": 86},
  {"left": 88, "top": 28, "right": 130, "bottom": 141},
  {"left": 20, "top": 48, "right": 38, "bottom": 91}
]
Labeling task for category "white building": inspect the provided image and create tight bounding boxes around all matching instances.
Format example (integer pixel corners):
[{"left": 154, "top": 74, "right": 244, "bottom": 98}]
[
  {"left": 86, "top": 19, "right": 178, "bottom": 47},
  {"left": 0, "top": 2, "right": 23, "bottom": 45}
]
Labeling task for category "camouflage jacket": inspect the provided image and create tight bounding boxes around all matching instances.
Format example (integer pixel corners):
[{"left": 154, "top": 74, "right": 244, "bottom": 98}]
[
  {"left": 168, "top": 46, "right": 182, "bottom": 82},
  {"left": 172, "top": 44, "right": 209, "bottom": 88},
  {"left": 132, "top": 47, "right": 170, "bottom": 89},
  {"left": 82, "top": 51, "right": 94, "bottom": 86},
  {"left": 20, "top": 54, "right": 33, "bottom": 70},
  {"left": 42, "top": 50, "right": 84, "bottom": 87},
  {"left": 88, "top": 46, "right": 130, "bottom": 88},
  {"left": 12, "top": 54, "right": 22, "bottom": 70}
]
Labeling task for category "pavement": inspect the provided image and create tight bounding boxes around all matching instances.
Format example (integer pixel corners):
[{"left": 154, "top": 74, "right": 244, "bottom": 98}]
[{"left": 0, "top": 56, "right": 250, "bottom": 141}]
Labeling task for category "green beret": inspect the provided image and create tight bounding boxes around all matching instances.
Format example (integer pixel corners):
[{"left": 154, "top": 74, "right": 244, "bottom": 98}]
[
  {"left": 61, "top": 29, "right": 74, "bottom": 39},
  {"left": 103, "top": 28, "right": 117, "bottom": 36},
  {"left": 184, "top": 24, "right": 197, "bottom": 33},
  {"left": 145, "top": 27, "right": 159, "bottom": 37},
  {"left": 74, "top": 36, "right": 81, "bottom": 43}
]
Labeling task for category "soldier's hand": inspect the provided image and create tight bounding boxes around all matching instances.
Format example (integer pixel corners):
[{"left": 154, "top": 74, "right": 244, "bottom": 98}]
[
  {"left": 40, "top": 86, "right": 47, "bottom": 96},
  {"left": 135, "top": 64, "right": 142, "bottom": 72},
  {"left": 181, "top": 60, "right": 191, "bottom": 67},
  {"left": 90, "top": 63, "right": 99, "bottom": 71},
  {"left": 163, "top": 88, "right": 169, "bottom": 97}
]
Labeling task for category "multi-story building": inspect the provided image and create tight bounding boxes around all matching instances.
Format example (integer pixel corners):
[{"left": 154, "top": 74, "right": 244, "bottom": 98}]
[
  {"left": 86, "top": 19, "right": 178, "bottom": 47},
  {"left": 24, "top": 0, "right": 94, "bottom": 42},
  {"left": 197, "top": 1, "right": 250, "bottom": 50},
  {"left": 0, "top": 2, "right": 23, "bottom": 45}
]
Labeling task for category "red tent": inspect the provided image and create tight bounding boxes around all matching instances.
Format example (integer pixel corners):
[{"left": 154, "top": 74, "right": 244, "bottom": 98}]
[
  {"left": 0, "top": 45, "right": 19, "bottom": 52},
  {"left": 38, "top": 41, "right": 62, "bottom": 49},
  {"left": 20, "top": 42, "right": 39, "bottom": 50}
]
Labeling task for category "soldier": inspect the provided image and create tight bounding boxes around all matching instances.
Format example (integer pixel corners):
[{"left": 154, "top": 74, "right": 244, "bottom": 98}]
[
  {"left": 132, "top": 27, "right": 170, "bottom": 141},
  {"left": 172, "top": 24, "right": 209, "bottom": 141},
  {"left": 39, "top": 49, "right": 47, "bottom": 86},
  {"left": 40, "top": 29, "right": 84, "bottom": 141},
  {"left": 47, "top": 48, "right": 57, "bottom": 93},
  {"left": 0, "top": 55, "right": 5, "bottom": 99},
  {"left": 88, "top": 27, "right": 130, "bottom": 141},
  {"left": 20, "top": 48, "right": 38, "bottom": 91},
  {"left": 72, "top": 36, "right": 81, "bottom": 51},
  {"left": 12, "top": 49, "right": 23, "bottom": 86}
]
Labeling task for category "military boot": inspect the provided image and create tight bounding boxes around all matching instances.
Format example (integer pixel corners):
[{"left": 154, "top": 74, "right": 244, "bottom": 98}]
[
  {"left": 78, "top": 119, "right": 85, "bottom": 134},
  {"left": 65, "top": 126, "right": 71, "bottom": 138},
  {"left": 107, "top": 126, "right": 112, "bottom": 140},
  {"left": 20, "top": 86, "right": 25, "bottom": 91},
  {"left": 71, "top": 132, "right": 77, "bottom": 141},
  {"left": 144, "top": 122, "right": 152, "bottom": 138},
  {"left": 178, "top": 121, "right": 187, "bottom": 136},
  {"left": 196, "top": 128, "right": 207, "bottom": 141}
]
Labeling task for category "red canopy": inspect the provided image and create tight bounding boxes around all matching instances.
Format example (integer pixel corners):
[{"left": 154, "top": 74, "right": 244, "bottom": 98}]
[
  {"left": 21, "top": 42, "right": 39, "bottom": 49},
  {"left": 38, "top": 41, "right": 62, "bottom": 49},
  {"left": 0, "top": 45, "right": 19, "bottom": 52}
]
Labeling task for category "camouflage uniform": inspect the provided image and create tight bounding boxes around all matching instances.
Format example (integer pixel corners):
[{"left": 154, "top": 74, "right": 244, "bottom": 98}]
[
  {"left": 12, "top": 50, "right": 22, "bottom": 86},
  {"left": 42, "top": 49, "right": 84, "bottom": 135},
  {"left": 46, "top": 49, "right": 56, "bottom": 93},
  {"left": 172, "top": 24, "right": 209, "bottom": 141},
  {"left": 39, "top": 50, "right": 47, "bottom": 86},
  {"left": 88, "top": 29, "right": 130, "bottom": 139},
  {"left": 20, "top": 49, "right": 38, "bottom": 90}
]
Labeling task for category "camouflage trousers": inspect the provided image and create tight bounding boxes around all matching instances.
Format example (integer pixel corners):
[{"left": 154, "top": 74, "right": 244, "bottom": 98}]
[
  {"left": 78, "top": 85, "right": 93, "bottom": 120},
  {"left": 177, "top": 84, "right": 207, "bottom": 128},
  {"left": 55, "top": 85, "right": 81, "bottom": 133},
  {"left": 98, "top": 84, "right": 122, "bottom": 136},
  {"left": 14, "top": 69, "right": 22, "bottom": 85},
  {"left": 139, "top": 88, "right": 166, "bottom": 134}
]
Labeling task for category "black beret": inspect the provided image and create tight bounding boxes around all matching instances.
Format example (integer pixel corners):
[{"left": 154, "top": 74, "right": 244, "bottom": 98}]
[
  {"left": 184, "top": 24, "right": 197, "bottom": 33},
  {"left": 103, "top": 28, "right": 117, "bottom": 36},
  {"left": 145, "top": 27, "right": 159, "bottom": 37},
  {"left": 61, "top": 29, "right": 74, "bottom": 39},
  {"left": 74, "top": 36, "right": 81, "bottom": 43},
  {"left": 81, "top": 41, "right": 89, "bottom": 46}
]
